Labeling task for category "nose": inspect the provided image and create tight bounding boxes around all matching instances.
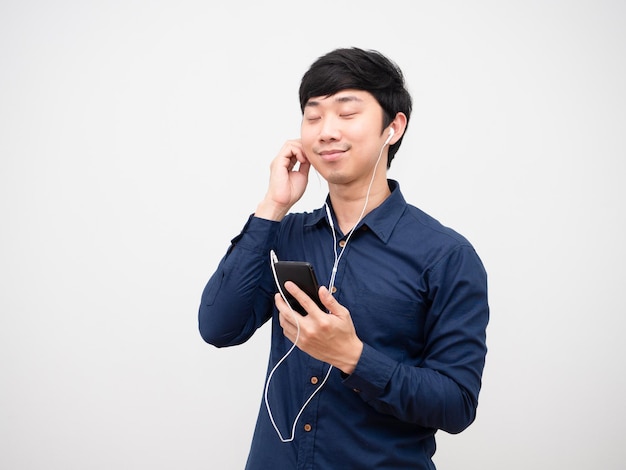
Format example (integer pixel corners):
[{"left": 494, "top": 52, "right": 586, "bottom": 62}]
[{"left": 319, "top": 117, "right": 341, "bottom": 142}]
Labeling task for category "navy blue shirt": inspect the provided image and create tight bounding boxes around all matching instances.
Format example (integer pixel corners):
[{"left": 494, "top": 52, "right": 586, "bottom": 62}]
[{"left": 199, "top": 180, "right": 489, "bottom": 469}]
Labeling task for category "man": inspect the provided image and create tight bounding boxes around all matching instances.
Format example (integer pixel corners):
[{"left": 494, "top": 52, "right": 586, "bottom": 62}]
[{"left": 199, "top": 47, "right": 489, "bottom": 469}]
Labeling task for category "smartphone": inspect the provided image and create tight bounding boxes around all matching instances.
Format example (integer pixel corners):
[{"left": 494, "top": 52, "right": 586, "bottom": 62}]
[{"left": 273, "top": 261, "right": 324, "bottom": 316}]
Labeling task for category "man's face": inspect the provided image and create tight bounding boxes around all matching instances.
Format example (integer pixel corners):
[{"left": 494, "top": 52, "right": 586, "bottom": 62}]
[{"left": 300, "top": 89, "right": 388, "bottom": 187}]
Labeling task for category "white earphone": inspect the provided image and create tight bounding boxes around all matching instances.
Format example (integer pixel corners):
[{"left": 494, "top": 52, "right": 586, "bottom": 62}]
[{"left": 384, "top": 127, "right": 395, "bottom": 146}]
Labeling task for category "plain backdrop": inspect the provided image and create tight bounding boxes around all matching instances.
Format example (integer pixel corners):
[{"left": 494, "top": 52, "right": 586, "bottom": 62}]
[{"left": 1, "top": 1, "right": 625, "bottom": 469}]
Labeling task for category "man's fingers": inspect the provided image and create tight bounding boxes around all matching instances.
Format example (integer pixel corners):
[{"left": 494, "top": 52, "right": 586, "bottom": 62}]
[
  {"left": 284, "top": 281, "right": 321, "bottom": 316},
  {"left": 318, "top": 286, "right": 344, "bottom": 317}
]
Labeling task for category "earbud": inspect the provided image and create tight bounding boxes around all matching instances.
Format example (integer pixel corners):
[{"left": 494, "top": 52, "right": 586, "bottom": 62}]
[{"left": 384, "top": 127, "right": 395, "bottom": 146}]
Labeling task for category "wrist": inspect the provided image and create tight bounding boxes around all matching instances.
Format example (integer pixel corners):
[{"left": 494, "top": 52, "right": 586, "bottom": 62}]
[
  {"left": 254, "top": 198, "right": 290, "bottom": 222},
  {"left": 337, "top": 339, "right": 364, "bottom": 375}
]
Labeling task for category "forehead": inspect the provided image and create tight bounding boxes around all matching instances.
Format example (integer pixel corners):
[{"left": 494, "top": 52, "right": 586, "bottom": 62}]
[{"left": 304, "top": 89, "right": 377, "bottom": 108}]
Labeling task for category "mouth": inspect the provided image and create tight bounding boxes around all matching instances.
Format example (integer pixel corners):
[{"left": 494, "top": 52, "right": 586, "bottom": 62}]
[{"left": 316, "top": 146, "right": 350, "bottom": 162}]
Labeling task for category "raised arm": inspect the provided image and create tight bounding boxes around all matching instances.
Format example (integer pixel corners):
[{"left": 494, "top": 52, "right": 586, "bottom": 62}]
[{"left": 198, "top": 140, "right": 312, "bottom": 347}]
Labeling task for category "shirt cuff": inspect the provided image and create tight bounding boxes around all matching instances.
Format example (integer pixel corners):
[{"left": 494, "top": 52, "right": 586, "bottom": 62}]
[{"left": 341, "top": 343, "right": 397, "bottom": 401}]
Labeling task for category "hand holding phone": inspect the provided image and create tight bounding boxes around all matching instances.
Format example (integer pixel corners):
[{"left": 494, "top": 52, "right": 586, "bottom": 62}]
[{"left": 273, "top": 260, "right": 325, "bottom": 316}]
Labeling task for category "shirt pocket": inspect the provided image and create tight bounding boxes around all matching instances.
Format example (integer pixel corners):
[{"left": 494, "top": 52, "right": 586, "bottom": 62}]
[{"left": 352, "top": 290, "right": 426, "bottom": 363}]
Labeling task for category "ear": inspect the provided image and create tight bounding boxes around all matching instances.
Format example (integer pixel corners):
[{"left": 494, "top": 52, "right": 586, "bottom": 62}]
[{"left": 387, "top": 112, "right": 408, "bottom": 145}]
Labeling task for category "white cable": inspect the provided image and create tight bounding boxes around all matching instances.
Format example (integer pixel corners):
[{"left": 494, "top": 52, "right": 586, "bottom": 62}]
[
  {"left": 326, "top": 137, "right": 387, "bottom": 289},
  {"left": 264, "top": 137, "right": 389, "bottom": 442},
  {"left": 265, "top": 250, "right": 333, "bottom": 442}
]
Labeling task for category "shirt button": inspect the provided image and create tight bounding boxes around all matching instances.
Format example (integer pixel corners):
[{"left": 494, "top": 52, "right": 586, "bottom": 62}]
[
  {"left": 331, "top": 286, "right": 337, "bottom": 294},
  {"left": 304, "top": 424, "right": 312, "bottom": 432},
  {"left": 353, "top": 389, "right": 360, "bottom": 393},
  {"left": 310, "top": 376, "right": 319, "bottom": 385},
  {"left": 338, "top": 240, "right": 347, "bottom": 248}
]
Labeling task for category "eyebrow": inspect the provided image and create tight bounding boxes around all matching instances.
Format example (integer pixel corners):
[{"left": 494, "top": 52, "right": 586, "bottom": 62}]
[{"left": 305, "top": 94, "right": 364, "bottom": 108}]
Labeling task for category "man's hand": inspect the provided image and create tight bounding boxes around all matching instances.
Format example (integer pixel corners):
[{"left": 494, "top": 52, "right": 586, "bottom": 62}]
[
  {"left": 255, "top": 139, "right": 311, "bottom": 221},
  {"left": 276, "top": 282, "right": 364, "bottom": 375}
]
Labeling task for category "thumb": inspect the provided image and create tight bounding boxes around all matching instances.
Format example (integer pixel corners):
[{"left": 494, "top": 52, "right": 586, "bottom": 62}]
[{"left": 319, "top": 286, "right": 345, "bottom": 317}]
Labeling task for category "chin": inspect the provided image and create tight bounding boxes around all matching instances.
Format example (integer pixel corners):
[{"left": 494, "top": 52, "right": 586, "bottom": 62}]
[
  {"left": 328, "top": 175, "right": 363, "bottom": 188},
  {"left": 321, "top": 170, "right": 350, "bottom": 185}
]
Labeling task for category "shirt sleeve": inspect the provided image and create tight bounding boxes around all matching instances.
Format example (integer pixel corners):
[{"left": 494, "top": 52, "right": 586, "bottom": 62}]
[
  {"left": 342, "top": 244, "right": 489, "bottom": 434},
  {"left": 198, "top": 215, "right": 280, "bottom": 347}
]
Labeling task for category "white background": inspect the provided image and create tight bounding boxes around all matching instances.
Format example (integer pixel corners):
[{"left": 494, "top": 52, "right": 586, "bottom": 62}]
[{"left": 1, "top": 1, "right": 625, "bottom": 468}]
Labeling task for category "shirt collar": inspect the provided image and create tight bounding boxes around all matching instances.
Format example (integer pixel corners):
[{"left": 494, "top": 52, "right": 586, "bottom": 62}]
[{"left": 305, "top": 179, "right": 407, "bottom": 244}]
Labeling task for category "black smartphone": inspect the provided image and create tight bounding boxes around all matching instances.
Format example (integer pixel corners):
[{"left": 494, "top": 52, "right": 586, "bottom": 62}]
[{"left": 273, "top": 261, "right": 324, "bottom": 316}]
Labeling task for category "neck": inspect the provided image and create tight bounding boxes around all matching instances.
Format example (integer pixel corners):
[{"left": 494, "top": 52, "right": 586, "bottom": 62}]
[{"left": 328, "top": 178, "right": 391, "bottom": 234}]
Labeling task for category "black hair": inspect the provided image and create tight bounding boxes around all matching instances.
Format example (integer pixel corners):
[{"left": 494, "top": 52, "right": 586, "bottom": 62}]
[{"left": 299, "top": 47, "right": 412, "bottom": 168}]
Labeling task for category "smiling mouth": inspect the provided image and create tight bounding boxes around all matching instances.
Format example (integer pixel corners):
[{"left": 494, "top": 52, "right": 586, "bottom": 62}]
[{"left": 316, "top": 146, "right": 350, "bottom": 161}]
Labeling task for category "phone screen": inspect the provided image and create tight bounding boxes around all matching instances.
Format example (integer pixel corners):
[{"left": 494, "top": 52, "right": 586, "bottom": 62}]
[{"left": 273, "top": 261, "right": 324, "bottom": 316}]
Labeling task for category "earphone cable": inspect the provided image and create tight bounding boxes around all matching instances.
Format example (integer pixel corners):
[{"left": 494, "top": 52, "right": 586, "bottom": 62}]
[
  {"left": 265, "top": 250, "right": 333, "bottom": 442},
  {"left": 264, "top": 135, "right": 390, "bottom": 442},
  {"left": 326, "top": 138, "right": 387, "bottom": 289}
]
